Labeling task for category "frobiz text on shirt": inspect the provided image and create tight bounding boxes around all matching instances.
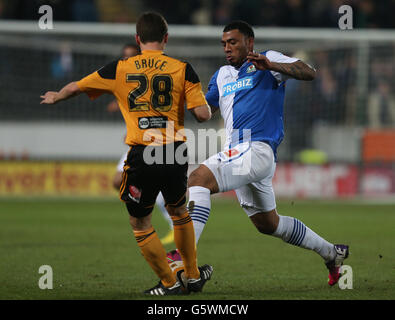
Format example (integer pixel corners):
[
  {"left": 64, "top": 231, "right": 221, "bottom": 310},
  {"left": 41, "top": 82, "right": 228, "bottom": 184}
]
[{"left": 223, "top": 77, "right": 253, "bottom": 97}]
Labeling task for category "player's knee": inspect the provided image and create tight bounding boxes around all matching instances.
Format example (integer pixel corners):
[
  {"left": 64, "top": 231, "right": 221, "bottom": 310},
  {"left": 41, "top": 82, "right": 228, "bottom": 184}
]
[
  {"left": 129, "top": 214, "right": 152, "bottom": 231},
  {"left": 188, "top": 165, "right": 218, "bottom": 193},
  {"left": 125, "top": 202, "right": 153, "bottom": 230},
  {"left": 128, "top": 215, "right": 135, "bottom": 228},
  {"left": 166, "top": 204, "right": 186, "bottom": 218},
  {"left": 187, "top": 169, "right": 203, "bottom": 187}
]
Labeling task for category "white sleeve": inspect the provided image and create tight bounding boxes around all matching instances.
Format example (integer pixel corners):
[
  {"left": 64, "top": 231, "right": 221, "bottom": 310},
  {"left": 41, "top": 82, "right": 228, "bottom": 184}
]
[{"left": 265, "top": 50, "right": 299, "bottom": 83}]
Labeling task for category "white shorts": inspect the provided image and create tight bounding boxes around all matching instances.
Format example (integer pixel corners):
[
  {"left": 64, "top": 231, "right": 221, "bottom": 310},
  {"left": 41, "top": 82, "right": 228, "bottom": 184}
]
[
  {"left": 202, "top": 141, "right": 276, "bottom": 216},
  {"left": 116, "top": 150, "right": 129, "bottom": 172}
]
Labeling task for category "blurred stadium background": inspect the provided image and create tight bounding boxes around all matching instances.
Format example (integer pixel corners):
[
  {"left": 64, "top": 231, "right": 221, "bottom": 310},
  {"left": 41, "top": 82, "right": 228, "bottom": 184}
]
[{"left": 0, "top": 0, "right": 394, "bottom": 300}]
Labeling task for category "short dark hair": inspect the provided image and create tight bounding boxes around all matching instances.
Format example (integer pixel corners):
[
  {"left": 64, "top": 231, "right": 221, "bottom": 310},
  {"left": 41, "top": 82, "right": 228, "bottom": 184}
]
[
  {"left": 223, "top": 20, "right": 254, "bottom": 39},
  {"left": 123, "top": 43, "right": 141, "bottom": 54},
  {"left": 136, "top": 12, "right": 168, "bottom": 43}
]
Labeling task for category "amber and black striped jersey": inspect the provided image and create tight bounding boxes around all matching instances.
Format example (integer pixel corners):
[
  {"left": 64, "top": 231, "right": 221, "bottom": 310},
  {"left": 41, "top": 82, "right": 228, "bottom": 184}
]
[{"left": 77, "top": 50, "right": 207, "bottom": 146}]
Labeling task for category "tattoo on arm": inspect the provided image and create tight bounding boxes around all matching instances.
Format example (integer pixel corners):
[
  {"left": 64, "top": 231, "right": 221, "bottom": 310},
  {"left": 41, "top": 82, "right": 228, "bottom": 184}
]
[{"left": 271, "top": 61, "right": 316, "bottom": 81}]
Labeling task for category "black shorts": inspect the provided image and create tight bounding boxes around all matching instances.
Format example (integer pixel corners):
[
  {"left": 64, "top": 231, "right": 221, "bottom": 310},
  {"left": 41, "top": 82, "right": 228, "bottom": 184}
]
[{"left": 120, "top": 141, "right": 188, "bottom": 218}]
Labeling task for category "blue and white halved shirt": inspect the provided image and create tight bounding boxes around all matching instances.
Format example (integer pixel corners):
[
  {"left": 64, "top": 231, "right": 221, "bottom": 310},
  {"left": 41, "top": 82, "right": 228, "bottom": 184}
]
[{"left": 205, "top": 50, "right": 299, "bottom": 158}]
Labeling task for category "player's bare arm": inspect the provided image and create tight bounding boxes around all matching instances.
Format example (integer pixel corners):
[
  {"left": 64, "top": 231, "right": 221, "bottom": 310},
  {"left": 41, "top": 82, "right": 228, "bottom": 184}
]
[
  {"left": 40, "top": 82, "right": 81, "bottom": 105},
  {"left": 247, "top": 51, "right": 316, "bottom": 81},
  {"left": 209, "top": 105, "right": 219, "bottom": 114},
  {"left": 190, "top": 104, "right": 212, "bottom": 122}
]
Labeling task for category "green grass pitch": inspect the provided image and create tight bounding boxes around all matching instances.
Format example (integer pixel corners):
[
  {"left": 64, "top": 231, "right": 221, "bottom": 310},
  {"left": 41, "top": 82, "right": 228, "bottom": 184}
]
[{"left": 1, "top": 197, "right": 394, "bottom": 300}]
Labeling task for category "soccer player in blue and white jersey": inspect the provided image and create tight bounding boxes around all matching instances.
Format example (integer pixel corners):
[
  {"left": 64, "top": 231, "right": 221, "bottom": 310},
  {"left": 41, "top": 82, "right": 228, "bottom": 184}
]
[{"left": 186, "top": 21, "right": 349, "bottom": 286}]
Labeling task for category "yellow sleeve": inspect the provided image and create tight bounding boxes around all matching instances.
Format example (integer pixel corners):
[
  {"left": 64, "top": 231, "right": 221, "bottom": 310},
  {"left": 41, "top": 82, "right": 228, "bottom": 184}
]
[
  {"left": 76, "top": 71, "right": 114, "bottom": 100},
  {"left": 185, "top": 81, "right": 208, "bottom": 110},
  {"left": 76, "top": 60, "right": 118, "bottom": 100},
  {"left": 184, "top": 62, "right": 207, "bottom": 109}
]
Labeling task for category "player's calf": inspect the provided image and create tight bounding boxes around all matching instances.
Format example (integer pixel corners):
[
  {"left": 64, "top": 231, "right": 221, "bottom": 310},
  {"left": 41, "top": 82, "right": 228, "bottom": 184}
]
[{"left": 250, "top": 209, "right": 279, "bottom": 234}]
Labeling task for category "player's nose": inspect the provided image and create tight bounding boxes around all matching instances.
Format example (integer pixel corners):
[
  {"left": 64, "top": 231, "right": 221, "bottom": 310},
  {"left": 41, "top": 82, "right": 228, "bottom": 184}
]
[{"left": 224, "top": 43, "right": 231, "bottom": 52}]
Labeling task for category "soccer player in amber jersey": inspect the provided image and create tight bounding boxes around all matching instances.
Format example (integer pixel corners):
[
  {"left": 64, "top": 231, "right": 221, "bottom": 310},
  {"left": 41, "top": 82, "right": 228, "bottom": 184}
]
[
  {"left": 108, "top": 43, "right": 175, "bottom": 246},
  {"left": 40, "top": 12, "right": 213, "bottom": 295}
]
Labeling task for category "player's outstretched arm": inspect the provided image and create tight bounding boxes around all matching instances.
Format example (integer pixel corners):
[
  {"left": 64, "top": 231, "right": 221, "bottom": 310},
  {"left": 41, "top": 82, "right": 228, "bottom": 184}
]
[
  {"left": 246, "top": 51, "right": 316, "bottom": 81},
  {"left": 40, "top": 82, "right": 82, "bottom": 105},
  {"left": 190, "top": 104, "right": 212, "bottom": 122},
  {"left": 269, "top": 60, "right": 316, "bottom": 81}
]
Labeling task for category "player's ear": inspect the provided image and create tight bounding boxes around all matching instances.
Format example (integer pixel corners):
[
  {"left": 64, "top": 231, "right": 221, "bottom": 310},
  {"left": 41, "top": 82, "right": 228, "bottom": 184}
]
[
  {"left": 163, "top": 33, "right": 169, "bottom": 45},
  {"left": 135, "top": 34, "right": 141, "bottom": 46},
  {"left": 247, "top": 37, "right": 254, "bottom": 52}
]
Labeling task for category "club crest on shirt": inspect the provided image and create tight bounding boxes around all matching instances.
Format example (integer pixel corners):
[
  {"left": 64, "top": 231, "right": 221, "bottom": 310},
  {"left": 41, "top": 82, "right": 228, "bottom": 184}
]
[{"left": 246, "top": 65, "right": 256, "bottom": 73}]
